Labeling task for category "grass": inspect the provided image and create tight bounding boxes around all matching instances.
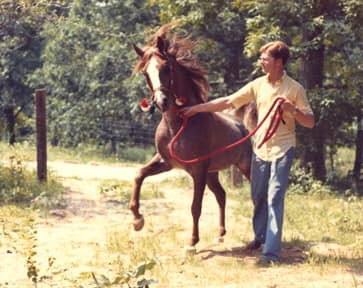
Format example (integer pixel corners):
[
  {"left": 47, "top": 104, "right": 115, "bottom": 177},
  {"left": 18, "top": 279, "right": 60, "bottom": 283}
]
[
  {"left": 0, "top": 149, "right": 65, "bottom": 207},
  {"left": 0, "top": 141, "right": 155, "bottom": 164},
  {"left": 0, "top": 206, "right": 40, "bottom": 283}
]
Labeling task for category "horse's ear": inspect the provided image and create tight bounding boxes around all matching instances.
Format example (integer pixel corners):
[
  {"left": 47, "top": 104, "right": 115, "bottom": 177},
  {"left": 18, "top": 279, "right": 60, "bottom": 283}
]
[
  {"left": 156, "top": 36, "right": 166, "bottom": 54},
  {"left": 133, "top": 44, "right": 144, "bottom": 57}
]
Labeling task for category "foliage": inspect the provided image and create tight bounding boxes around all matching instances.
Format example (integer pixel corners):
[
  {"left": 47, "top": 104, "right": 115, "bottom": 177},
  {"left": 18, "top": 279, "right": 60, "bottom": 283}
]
[
  {"left": 150, "top": 0, "right": 252, "bottom": 96},
  {"left": 90, "top": 260, "right": 158, "bottom": 288},
  {"left": 232, "top": 0, "right": 363, "bottom": 181},
  {"left": 0, "top": 0, "right": 69, "bottom": 143},
  {"left": 0, "top": 151, "right": 64, "bottom": 205},
  {"left": 289, "top": 164, "right": 332, "bottom": 196},
  {"left": 30, "top": 0, "right": 160, "bottom": 148},
  {"left": 1, "top": 0, "right": 362, "bottom": 187}
]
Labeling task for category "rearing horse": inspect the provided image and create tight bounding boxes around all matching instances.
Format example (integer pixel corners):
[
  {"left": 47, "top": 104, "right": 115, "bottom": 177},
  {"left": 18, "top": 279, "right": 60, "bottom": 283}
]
[{"left": 130, "top": 23, "right": 253, "bottom": 247}]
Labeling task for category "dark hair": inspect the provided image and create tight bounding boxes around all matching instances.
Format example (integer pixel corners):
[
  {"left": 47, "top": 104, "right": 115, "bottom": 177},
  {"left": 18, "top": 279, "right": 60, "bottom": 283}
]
[{"left": 259, "top": 41, "right": 290, "bottom": 65}]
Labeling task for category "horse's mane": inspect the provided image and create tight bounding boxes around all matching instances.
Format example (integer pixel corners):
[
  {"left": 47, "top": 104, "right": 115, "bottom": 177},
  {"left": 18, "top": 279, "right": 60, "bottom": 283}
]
[{"left": 134, "top": 22, "right": 209, "bottom": 102}]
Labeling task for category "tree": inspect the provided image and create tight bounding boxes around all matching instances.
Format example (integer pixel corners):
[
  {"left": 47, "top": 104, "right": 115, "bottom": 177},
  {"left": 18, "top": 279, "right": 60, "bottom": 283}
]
[
  {"left": 30, "top": 0, "right": 160, "bottom": 148},
  {"left": 150, "top": 0, "right": 252, "bottom": 97},
  {"left": 0, "top": 0, "right": 69, "bottom": 144},
  {"left": 234, "top": 0, "right": 363, "bottom": 182}
]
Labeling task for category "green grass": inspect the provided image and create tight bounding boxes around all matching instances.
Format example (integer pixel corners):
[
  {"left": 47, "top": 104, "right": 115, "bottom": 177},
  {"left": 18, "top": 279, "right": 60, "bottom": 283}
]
[
  {"left": 0, "top": 149, "right": 64, "bottom": 207},
  {"left": 0, "top": 141, "right": 155, "bottom": 164}
]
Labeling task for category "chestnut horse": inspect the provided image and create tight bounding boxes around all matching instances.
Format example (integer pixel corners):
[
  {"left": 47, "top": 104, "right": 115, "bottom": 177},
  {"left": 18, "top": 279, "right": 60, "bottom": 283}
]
[{"left": 130, "top": 23, "right": 254, "bottom": 247}]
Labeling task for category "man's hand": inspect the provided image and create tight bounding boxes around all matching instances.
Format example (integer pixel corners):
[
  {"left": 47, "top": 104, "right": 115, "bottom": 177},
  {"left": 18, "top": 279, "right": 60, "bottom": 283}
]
[
  {"left": 179, "top": 106, "right": 200, "bottom": 118},
  {"left": 280, "top": 101, "right": 315, "bottom": 128},
  {"left": 280, "top": 101, "right": 296, "bottom": 116}
]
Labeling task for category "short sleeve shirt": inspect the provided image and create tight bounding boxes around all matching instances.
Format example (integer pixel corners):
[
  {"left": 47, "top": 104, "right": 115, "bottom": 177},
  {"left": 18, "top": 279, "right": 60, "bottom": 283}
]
[{"left": 229, "top": 71, "right": 313, "bottom": 161}]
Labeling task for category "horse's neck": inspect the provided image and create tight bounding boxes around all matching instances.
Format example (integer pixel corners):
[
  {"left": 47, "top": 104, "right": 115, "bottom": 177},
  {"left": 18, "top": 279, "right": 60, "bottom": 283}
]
[
  {"left": 162, "top": 111, "right": 183, "bottom": 135},
  {"left": 161, "top": 67, "right": 203, "bottom": 134},
  {"left": 162, "top": 84, "right": 197, "bottom": 134},
  {"left": 175, "top": 69, "right": 203, "bottom": 106}
]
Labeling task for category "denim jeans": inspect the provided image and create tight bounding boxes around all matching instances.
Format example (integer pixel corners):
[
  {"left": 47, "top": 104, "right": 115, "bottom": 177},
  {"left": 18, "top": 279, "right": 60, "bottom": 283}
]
[{"left": 250, "top": 147, "right": 295, "bottom": 261}]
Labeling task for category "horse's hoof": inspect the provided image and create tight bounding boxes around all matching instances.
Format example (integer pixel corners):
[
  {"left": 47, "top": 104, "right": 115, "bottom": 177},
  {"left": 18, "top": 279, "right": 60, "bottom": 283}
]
[
  {"left": 217, "top": 236, "right": 224, "bottom": 243},
  {"left": 133, "top": 216, "right": 144, "bottom": 231},
  {"left": 184, "top": 245, "right": 196, "bottom": 257}
]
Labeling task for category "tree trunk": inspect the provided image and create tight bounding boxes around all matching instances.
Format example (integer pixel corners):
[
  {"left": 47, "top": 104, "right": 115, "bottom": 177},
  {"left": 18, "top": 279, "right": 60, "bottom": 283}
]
[
  {"left": 299, "top": 27, "right": 327, "bottom": 181},
  {"left": 4, "top": 106, "right": 16, "bottom": 145},
  {"left": 353, "top": 113, "right": 363, "bottom": 191}
]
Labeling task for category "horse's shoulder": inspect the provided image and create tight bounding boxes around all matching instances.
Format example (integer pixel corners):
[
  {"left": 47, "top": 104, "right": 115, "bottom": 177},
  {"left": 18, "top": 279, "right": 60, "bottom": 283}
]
[{"left": 215, "top": 111, "right": 243, "bottom": 124}]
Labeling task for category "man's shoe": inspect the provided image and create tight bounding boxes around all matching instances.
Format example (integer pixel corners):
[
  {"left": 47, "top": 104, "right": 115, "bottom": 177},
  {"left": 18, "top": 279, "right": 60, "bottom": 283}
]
[
  {"left": 246, "top": 240, "right": 262, "bottom": 250},
  {"left": 255, "top": 257, "right": 277, "bottom": 267}
]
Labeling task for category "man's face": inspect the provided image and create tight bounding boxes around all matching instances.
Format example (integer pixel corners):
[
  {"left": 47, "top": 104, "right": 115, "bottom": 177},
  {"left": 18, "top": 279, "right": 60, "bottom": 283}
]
[{"left": 259, "top": 52, "right": 276, "bottom": 74}]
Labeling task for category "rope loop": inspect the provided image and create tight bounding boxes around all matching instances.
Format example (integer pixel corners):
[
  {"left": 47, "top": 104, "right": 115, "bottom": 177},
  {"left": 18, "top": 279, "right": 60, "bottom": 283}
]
[{"left": 168, "top": 97, "right": 286, "bottom": 165}]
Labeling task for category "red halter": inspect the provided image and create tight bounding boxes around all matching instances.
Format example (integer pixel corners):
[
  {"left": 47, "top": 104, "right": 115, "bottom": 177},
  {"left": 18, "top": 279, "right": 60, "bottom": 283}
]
[{"left": 139, "top": 53, "right": 185, "bottom": 112}]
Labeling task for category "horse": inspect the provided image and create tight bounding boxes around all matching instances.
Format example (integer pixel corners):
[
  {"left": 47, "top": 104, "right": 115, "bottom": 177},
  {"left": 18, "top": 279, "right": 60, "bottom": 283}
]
[{"left": 130, "top": 23, "right": 254, "bottom": 247}]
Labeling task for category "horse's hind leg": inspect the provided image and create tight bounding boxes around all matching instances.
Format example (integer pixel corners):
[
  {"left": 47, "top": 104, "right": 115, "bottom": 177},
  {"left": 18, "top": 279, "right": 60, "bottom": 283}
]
[
  {"left": 236, "top": 157, "right": 251, "bottom": 181},
  {"left": 129, "top": 153, "right": 172, "bottom": 231},
  {"left": 206, "top": 172, "right": 226, "bottom": 239}
]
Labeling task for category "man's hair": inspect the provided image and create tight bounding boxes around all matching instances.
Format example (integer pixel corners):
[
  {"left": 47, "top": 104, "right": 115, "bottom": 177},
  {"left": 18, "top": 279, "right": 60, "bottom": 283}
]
[{"left": 259, "top": 41, "right": 290, "bottom": 65}]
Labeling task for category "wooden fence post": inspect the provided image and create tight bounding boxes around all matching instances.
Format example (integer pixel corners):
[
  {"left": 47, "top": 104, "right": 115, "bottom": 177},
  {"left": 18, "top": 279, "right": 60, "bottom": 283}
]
[{"left": 35, "top": 89, "right": 47, "bottom": 182}]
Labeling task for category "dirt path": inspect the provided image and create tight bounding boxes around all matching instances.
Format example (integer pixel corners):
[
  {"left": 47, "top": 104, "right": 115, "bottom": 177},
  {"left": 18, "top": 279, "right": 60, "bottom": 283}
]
[
  {"left": 1, "top": 161, "right": 195, "bottom": 287},
  {"left": 1, "top": 161, "right": 362, "bottom": 288}
]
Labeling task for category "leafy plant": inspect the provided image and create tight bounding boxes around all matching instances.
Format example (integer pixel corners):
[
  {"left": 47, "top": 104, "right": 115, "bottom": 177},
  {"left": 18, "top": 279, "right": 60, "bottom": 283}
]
[
  {"left": 91, "top": 260, "right": 158, "bottom": 288},
  {"left": 0, "top": 153, "right": 64, "bottom": 206}
]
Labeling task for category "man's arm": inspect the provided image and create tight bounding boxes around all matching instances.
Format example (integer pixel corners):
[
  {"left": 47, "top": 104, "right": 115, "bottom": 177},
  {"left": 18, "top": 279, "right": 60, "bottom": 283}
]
[
  {"left": 281, "top": 102, "right": 315, "bottom": 128},
  {"left": 180, "top": 96, "right": 234, "bottom": 117}
]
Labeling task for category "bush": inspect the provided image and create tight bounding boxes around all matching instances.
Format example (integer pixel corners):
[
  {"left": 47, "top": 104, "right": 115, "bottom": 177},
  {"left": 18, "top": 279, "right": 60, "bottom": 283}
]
[
  {"left": 0, "top": 153, "right": 64, "bottom": 206},
  {"left": 289, "top": 163, "right": 331, "bottom": 195}
]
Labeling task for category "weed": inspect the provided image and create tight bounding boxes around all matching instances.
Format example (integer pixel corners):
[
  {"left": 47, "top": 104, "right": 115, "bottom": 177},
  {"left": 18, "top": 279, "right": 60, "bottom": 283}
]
[
  {"left": 99, "top": 180, "right": 164, "bottom": 203},
  {"left": 0, "top": 152, "right": 64, "bottom": 207},
  {"left": 90, "top": 260, "right": 158, "bottom": 288}
]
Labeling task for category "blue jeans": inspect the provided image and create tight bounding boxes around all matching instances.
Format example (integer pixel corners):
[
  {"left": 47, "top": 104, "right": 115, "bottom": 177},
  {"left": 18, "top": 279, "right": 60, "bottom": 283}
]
[{"left": 250, "top": 147, "right": 295, "bottom": 261}]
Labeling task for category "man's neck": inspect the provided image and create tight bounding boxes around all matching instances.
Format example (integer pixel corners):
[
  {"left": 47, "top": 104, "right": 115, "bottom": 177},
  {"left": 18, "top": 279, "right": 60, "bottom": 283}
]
[{"left": 267, "top": 70, "right": 284, "bottom": 85}]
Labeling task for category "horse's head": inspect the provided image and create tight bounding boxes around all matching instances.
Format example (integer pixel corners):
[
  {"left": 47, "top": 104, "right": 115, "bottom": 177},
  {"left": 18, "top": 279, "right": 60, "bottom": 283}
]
[
  {"left": 133, "top": 23, "right": 208, "bottom": 113},
  {"left": 133, "top": 37, "right": 177, "bottom": 112}
]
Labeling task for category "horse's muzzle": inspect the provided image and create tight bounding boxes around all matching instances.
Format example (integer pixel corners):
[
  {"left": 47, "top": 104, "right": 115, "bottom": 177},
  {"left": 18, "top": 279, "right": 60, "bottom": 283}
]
[{"left": 155, "top": 91, "right": 169, "bottom": 112}]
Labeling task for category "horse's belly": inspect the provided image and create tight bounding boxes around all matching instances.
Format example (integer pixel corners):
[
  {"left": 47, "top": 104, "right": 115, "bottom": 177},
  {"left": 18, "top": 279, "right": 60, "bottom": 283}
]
[{"left": 207, "top": 145, "right": 246, "bottom": 171}]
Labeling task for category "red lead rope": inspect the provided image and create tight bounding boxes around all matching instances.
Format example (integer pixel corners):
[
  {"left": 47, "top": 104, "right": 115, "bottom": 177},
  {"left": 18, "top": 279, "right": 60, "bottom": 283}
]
[{"left": 168, "top": 97, "right": 286, "bottom": 165}]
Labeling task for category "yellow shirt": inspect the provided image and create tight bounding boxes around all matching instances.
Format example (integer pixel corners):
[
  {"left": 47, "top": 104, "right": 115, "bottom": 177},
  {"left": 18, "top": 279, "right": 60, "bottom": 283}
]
[{"left": 229, "top": 71, "right": 313, "bottom": 161}]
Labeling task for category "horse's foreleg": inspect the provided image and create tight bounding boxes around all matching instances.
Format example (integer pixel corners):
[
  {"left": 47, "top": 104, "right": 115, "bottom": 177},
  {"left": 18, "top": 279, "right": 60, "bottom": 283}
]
[
  {"left": 129, "top": 153, "right": 171, "bottom": 230},
  {"left": 189, "top": 168, "right": 208, "bottom": 246},
  {"left": 206, "top": 172, "right": 226, "bottom": 239}
]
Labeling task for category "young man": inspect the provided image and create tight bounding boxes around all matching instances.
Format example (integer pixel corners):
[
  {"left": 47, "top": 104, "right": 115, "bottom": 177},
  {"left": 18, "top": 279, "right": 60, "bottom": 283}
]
[{"left": 181, "top": 41, "right": 314, "bottom": 262}]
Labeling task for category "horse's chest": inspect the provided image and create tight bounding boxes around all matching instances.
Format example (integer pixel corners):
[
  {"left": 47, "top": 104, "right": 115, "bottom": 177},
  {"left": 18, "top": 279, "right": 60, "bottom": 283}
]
[{"left": 155, "top": 125, "right": 173, "bottom": 153}]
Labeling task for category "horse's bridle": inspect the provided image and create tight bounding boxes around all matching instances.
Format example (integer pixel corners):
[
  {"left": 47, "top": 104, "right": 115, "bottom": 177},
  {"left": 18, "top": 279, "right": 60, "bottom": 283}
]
[{"left": 141, "top": 51, "right": 185, "bottom": 113}]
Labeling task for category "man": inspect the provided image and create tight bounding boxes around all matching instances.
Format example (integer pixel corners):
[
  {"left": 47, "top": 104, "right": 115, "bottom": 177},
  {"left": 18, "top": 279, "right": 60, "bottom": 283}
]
[{"left": 181, "top": 41, "right": 314, "bottom": 262}]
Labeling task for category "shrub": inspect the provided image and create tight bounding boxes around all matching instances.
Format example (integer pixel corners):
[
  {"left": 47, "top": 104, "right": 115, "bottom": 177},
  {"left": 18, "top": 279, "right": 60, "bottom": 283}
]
[
  {"left": 0, "top": 153, "right": 64, "bottom": 206},
  {"left": 289, "top": 163, "right": 331, "bottom": 195}
]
